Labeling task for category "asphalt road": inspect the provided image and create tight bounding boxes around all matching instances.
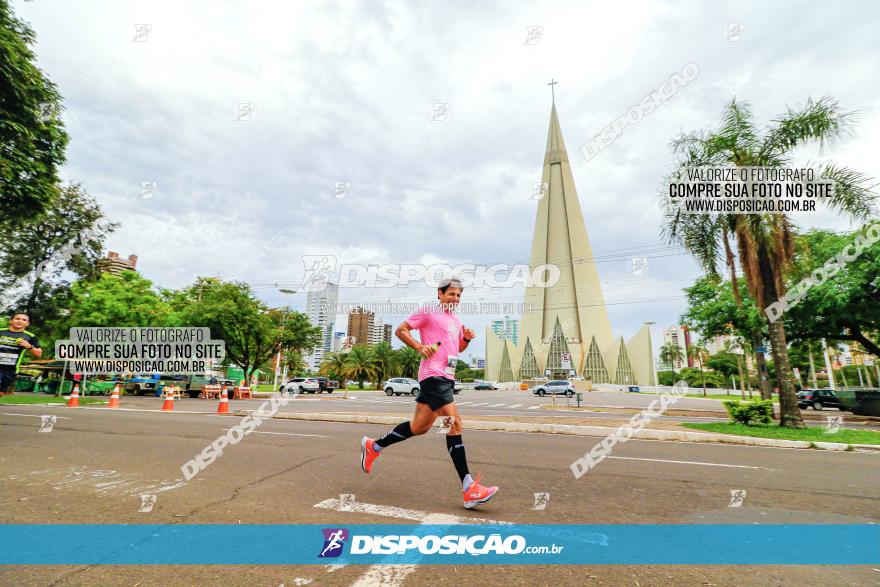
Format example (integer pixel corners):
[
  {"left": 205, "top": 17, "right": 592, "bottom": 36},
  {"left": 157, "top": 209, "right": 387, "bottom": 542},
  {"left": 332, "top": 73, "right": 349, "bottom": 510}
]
[{"left": 2, "top": 401, "right": 878, "bottom": 586}]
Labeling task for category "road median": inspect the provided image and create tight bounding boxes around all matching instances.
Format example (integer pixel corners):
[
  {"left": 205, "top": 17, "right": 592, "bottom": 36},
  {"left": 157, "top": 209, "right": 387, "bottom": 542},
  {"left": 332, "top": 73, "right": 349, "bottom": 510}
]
[{"left": 264, "top": 411, "right": 880, "bottom": 452}]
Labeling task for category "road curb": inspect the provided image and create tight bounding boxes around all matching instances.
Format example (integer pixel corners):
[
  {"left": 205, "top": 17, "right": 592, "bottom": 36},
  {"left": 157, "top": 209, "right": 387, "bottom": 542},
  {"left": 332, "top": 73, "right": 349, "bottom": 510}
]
[{"left": 267, "top": 411, "right": 878, "bottom": 451}]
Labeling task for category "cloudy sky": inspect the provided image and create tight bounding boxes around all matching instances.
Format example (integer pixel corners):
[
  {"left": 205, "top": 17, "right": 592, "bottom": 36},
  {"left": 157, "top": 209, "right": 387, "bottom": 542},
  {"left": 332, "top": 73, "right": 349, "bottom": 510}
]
[{"left": 16, "top": 0, "right": 879, "bottom": 360}]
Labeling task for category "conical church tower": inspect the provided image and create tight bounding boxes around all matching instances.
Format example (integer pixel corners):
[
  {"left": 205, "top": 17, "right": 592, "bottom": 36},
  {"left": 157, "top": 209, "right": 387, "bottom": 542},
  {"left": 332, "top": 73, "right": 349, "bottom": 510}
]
[{"left": 485, "top": 100, "right": 653, "bottom": 385}]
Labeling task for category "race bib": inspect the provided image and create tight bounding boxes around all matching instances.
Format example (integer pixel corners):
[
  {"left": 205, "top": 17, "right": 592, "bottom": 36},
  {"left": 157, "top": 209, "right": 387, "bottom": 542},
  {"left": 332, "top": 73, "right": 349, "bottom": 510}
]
[
  {"left": 445, "top": 355, "right": 458, "bottom": 377},
  {"left": 0, "top": 352, "right": 19, "bottom": 366}
]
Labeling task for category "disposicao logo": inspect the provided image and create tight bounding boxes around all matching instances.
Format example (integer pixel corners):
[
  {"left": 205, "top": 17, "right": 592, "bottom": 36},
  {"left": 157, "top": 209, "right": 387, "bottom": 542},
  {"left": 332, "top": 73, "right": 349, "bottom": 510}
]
[{"left": 318, "top": 528, "right": 349, "bottom": 558}]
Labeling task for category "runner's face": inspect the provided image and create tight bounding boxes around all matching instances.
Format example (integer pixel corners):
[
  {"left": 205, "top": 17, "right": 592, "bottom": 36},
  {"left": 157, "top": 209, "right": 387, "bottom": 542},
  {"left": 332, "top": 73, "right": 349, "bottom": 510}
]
[
  {"left": 437, "top": 287, "right": 462, "bottom": 308},
  {"left": 9, "top": 315, "right": 29, "bottom": 330}
]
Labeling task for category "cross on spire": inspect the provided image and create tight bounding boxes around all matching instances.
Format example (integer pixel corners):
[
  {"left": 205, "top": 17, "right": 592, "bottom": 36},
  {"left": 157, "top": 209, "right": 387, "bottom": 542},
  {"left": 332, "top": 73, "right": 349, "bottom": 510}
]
[{"left": 547, "top": 78, "right": 558, "bottom": 104}]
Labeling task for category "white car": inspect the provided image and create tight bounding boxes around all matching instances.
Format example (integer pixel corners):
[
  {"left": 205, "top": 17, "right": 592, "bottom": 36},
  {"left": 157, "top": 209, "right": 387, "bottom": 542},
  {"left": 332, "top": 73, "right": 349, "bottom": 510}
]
[
  {"left": 284, "top": 377, "right": 319, "bottom": 394},
  {"left": 383, "top": 378, "right": 421, "bottom": 396}
]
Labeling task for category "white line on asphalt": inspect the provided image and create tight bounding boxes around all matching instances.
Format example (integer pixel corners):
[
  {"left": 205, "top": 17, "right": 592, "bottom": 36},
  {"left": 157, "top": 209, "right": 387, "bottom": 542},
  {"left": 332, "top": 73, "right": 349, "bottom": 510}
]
[
  {"left": 312, "top": 498, "right": 510, "bottom": 525},
  {"left": 456, "top": 402, "right": 471, "bottom": 405},
  {"left": 527, "top": 405, "right": 542, "bottom": 410},
  {"left": 508, "top": 404, "right": 522, "bottom": 408},
  {"left": 314, "top": 499, "right": 509, "bottom": 587},
  {"left": 221, "top": 428, "right": 328, "bottom": 438},
  {"left": 470, "top": 403, "right": 487, "bottom": 406},
  {"left": 0, "top": 412, "right": 72, "bottom": 419},
  {"left": 607, "top": 456, "right": 772, "bottom": 470},
  {"left": 488, "top": 403, "right": 506, "bottom": 407}
]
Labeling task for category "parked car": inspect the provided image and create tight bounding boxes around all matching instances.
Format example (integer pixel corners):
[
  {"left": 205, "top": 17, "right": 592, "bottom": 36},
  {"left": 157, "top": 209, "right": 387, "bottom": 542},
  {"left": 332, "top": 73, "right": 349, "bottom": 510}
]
[
  {"left": 532, "top": 380, "right": 575, "bottom": 397},
  {"left": 315, "top": 377, "right": 339, "bottom": 393},
  {"left": 797, "top": 388, "right": 846, "bottom": 411},
  {"left": 284, "top": 377, "right": 320, "bottom": 394},
  {"left": 453, "top": 380, "right": 462, "bottom": 394},
  {"left": 384, "top": 378, "right": 421, "bottom": 396},
  {"left": 473, "top": 381, "right": 499, "bottom": 390}
]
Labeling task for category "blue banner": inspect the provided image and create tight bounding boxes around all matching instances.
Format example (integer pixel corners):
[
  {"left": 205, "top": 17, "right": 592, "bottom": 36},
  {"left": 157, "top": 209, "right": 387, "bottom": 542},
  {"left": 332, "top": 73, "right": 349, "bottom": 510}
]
[{"left": 1, "top": 524, "right": 876, "bottom": 565}]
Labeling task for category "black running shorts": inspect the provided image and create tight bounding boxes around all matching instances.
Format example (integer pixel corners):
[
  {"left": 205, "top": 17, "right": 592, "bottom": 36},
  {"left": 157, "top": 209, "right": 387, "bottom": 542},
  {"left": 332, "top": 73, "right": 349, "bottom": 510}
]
[{"left": 415, "top": 376, "right": 455, "bottom": 411}]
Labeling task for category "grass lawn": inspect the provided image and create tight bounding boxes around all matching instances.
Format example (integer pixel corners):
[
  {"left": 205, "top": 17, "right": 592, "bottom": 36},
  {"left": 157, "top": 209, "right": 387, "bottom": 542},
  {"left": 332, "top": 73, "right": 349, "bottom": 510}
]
[
  {"left": 682, "top": 422, "right": 880, "bottom": 445},
  {"left": 0, "top": 395, "right": 106, "bottom": 405}
]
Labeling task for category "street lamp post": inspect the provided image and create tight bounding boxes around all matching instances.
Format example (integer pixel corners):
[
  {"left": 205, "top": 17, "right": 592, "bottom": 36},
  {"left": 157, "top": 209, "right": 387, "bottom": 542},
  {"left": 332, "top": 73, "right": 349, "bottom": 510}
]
[{"left": 274, "top": 288, "right": 297, "bottom": 392}]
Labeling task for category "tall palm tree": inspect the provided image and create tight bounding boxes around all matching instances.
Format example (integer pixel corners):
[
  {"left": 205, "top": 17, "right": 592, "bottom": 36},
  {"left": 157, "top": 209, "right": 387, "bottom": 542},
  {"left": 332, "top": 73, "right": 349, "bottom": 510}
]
[
  {"left": 343, "top": 344, "right": 377, "bottom": 389},
  {"left": 395, "top": 346, "right": 422, "bottom": 379},
  {"left": 370, "top": 341, "right": 400, "bottom": 385},
  {"left": 688, "top": 343, "right": 709, "bottom": 397},
  {"left": 664, "top": 96, "right": 876, "bottom": 428},
  {"left": 659, "top": 342, "right": 684, "bottom": 380}
]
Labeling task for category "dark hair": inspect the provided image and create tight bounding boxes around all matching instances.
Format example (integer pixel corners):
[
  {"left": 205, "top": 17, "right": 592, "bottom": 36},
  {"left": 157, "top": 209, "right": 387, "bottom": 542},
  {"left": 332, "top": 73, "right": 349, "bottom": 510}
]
[
  {"left": 10, "top": 312, "right": 29, "bottom": 320},
  {"left": 438, "top": 277, "right": 464, "bottom": 294}
]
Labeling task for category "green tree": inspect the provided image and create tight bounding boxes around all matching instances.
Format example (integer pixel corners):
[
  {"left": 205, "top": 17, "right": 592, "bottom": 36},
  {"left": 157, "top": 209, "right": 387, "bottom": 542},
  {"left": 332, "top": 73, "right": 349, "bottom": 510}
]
[
  {"left": 173, "top": 279, "right": 321, "bottom": 383},
  {"left": 663, "top": 96, "right": 876, "bottom": 427},
  {"left": 395, "top": 346, "right": 422, "bottom": 379},
  {"left": 688, "top": 343, "right": 709, "bottom": 397},
  {"left": 0, "top": 183, "right": 116, "bottom": 314},
  {"left": 659, "top": 342, "right": 684, "bottom": 379},
  {"left": 0, "top": 0, "right": 70, "bottom": 225},
  {"left": 370, "top": 341, "right": 400, "bottom": 385},
  {"left": 781, "top": 225, "right": 880, "bottom": 357},
  {"left": 344, "top": 344, "right": 377, "bottom": 389},
  {"left": 319, "top": 351, "right": 348, "bottom": 382}
]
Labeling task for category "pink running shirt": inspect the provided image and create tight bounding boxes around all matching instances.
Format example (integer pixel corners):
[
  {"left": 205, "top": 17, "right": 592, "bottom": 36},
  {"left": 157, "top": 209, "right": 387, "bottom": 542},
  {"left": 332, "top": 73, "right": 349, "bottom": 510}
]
[{"left": 404, "top": 305, "right": 464, "bottom": 382}]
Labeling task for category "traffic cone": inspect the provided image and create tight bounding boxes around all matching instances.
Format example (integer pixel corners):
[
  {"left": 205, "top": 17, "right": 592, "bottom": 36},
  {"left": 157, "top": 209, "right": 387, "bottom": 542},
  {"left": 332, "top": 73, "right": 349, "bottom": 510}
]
[
  {"left": 67, "top": 384, "right": 80, "bottom": 407},
  {"left": 161, "top": 386, "right": 175, "bottom": 411},
  {"left": 216, "top": 386, "right": 229, "bottom": 414},
  {"left": 108, "top": 384, "right": 121, "bottom": 408}
]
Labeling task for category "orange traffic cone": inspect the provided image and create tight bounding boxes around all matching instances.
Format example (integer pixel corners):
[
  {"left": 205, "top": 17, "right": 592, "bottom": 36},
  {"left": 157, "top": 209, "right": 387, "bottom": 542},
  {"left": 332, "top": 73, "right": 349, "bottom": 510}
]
[
  {"left": 161, "top": 386, "right": 175, "bottom": 411},
  {"left": 108, "top": 384, "right": 121, "bottom": 408},
  {"left": 67, "top": 384, "right": 80, "bottom": 407},
  {"left": 216, "top": 386, "right": 229, "bottom": 414}
]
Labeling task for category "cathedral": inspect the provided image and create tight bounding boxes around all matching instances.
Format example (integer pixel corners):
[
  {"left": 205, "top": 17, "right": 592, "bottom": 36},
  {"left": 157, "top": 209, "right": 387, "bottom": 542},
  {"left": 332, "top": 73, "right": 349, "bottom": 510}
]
[{"left": 484, "top": 103, "right": 656, "bottom": 385}]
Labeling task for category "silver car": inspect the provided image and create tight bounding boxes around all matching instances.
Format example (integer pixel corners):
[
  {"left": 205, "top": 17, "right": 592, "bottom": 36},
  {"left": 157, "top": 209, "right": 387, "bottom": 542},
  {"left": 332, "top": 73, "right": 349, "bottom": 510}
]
[
  {"left": 383, "top": 378, "right": 421, "bottom": 396},
  {"left": 532, "top": 380, "right": 575, "bottom": 397}
]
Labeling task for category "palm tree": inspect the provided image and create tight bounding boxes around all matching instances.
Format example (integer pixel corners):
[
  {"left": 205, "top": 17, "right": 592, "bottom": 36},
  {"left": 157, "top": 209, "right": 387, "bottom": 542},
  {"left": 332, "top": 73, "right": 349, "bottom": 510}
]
[
  {"left": 396, "top": 346, "right": 422, "bottom": 379},
  {"left": 659, "top": 342, "right": 684, "bottom": 380},
  {"left": 688, "top": 343, "right": 709, "bottom": 397},
  {"left": 664, "top": 97, "right": 876, "bottom": 428},
  {"left": 319, "top": 351, "right": 347, "bottom": 382},
  {"left": 343, "top": 344, "right": 377, "bottom": 389},
  {"left": 370, "top": 341, "right": 400, "bottom": 385}
]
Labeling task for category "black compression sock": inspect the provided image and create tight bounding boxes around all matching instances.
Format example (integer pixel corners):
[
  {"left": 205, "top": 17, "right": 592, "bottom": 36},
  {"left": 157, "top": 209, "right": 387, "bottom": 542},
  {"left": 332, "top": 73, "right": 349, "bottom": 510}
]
[
  {"left": 375, "top": 421, "right": 414, "bottom": 449},
  {"left": 446, "top": 434, "right": 469, "bottom": 482}
]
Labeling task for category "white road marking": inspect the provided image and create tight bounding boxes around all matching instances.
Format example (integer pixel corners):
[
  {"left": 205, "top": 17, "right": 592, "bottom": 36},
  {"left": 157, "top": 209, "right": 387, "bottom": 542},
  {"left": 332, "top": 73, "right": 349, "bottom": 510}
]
[
  {"left": 314, "top": 499, "right": 508, "bottom": 587},
  {"left": 488, "top": 403, "right": 506, "bottom": 407},
  {"left": 312, "top": 498, "right": 509, "bottom": 525},
  {"left": 0, "top": 412, "right": 72, "bottom": 419},
  {"left": 455, "top": 402, "right": 471, "bottom": 406},
  {"left": 469, "top": 403, "right": 487, "bottom": 407},
  {"left": 221, "top": 428, "right": 328, "bottom": 438},
  {"left": 508, "top": 404, "right": 522, "bottom": 408},
  {"left": 527, "top": 405, "right": 542, "bottom": 410},
  {"left": 607, "top": 456, "right": 772, "bottom": 470}
]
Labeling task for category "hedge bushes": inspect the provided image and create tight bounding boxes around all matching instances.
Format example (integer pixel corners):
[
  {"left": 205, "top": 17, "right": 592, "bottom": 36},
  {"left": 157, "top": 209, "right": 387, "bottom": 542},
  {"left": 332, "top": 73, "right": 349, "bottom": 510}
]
[{"left": 723, "top": 399, "right": 774, "bottom": 425}]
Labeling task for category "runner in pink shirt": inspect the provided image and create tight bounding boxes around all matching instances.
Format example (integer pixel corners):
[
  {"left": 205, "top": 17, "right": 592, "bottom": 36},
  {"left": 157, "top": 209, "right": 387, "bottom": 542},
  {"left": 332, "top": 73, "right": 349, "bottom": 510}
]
[{"left": 359, "top": 277, "right": 499, "bottom": 509}]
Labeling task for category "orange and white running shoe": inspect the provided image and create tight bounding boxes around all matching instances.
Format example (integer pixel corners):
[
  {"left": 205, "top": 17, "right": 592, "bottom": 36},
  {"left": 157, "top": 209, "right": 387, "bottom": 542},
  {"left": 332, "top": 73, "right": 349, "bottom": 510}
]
[
  {"left": 462, "top": 474, "right": 498, "bottom": 509},
  {"left": 360, "top": 436, "right": 380, "bottom": 474}
]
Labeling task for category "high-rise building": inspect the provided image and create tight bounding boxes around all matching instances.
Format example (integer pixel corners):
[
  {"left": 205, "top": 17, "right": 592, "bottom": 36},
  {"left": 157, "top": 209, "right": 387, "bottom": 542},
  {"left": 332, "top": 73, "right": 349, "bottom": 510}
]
[
  {"left": 303, "top": 283, "right": 338, "bottom": 370},
  {"left": 347, "top": 307, "right": 374, "bottom": 346},
  {"left": 662, "top": 325, "right": 691, "bottom": 370},
  {"left": 490, "top": 316, "right": 519, "bottom": 347},
  {"left": 485, "top": 102, "right": 654, "bottom": 385},
  {"left": 332, "top": 331, "right": 346, "bottom": 352},
  {"left": 383, "top": 323, "right": 393, "bottom": 344},
  {"left": 99, "top": 251, "right": 138, "bottom": 275}
]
